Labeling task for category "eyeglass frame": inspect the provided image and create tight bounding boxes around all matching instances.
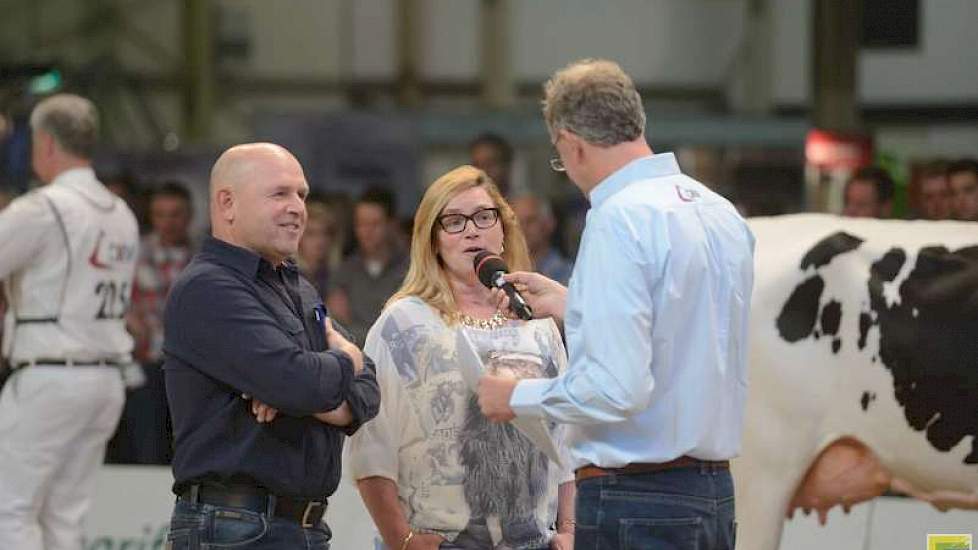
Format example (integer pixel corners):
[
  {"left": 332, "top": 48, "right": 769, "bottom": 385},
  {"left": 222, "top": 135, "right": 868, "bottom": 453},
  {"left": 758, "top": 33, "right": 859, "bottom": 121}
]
[
  {"left": 549, "top": 132, "right": 566, "bottom": 172},
  {"left": 436, "top": 207, "right": 501, "bottom": 234}
]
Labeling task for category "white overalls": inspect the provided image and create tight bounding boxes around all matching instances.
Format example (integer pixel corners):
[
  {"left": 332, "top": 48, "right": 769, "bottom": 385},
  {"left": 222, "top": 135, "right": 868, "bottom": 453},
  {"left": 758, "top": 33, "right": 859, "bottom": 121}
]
[{"left": 0, "top": 167, "right": 138, "bottom": 550}]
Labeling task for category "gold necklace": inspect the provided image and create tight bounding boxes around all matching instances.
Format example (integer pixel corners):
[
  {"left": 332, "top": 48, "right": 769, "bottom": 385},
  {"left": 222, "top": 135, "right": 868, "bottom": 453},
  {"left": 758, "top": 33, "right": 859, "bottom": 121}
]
[{"left": 455, "top": 311, "right": 509, "bottom": 330}]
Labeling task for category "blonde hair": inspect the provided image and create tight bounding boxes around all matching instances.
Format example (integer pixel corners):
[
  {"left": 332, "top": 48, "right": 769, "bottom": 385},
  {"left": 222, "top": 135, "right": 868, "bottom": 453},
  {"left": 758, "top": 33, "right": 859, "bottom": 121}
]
[
  {"left": 542, "top": 58, "right": 645, "bottom": 146},
  {"left": 388, "top": 165, "right": 531, "bottom": 321}
]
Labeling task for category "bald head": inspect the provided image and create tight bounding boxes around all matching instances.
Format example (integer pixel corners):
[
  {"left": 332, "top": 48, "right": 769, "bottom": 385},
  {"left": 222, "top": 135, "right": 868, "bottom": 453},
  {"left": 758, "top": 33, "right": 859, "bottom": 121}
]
[
  {"left": 210, "top": 142, "right": 309, "bottom": 265},
  {"left": 210, "top": 143, "right": 302, "bottom": 195}
]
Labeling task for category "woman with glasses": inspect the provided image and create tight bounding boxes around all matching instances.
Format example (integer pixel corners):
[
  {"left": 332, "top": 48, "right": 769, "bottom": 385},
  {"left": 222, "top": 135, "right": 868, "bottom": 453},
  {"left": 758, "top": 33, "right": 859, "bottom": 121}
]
[{"left": 347, "top": 165, "right": 575, "bottom": 550}]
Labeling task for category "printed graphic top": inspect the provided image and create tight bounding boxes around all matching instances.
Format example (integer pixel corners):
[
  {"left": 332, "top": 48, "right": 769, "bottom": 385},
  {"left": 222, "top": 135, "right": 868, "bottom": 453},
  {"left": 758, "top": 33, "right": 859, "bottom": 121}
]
[{"left": 347, "top": 297, "right": 573, "bottom": 548}]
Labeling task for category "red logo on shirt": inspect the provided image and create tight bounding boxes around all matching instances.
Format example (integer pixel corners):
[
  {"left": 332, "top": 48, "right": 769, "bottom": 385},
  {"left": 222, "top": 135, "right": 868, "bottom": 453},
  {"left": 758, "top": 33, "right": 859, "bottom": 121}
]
[
  {"left": 88, "top": 230, "right": 136, "bottom": 269},
  {"left": 676, "top": 185, "right": 701, "bottom": 202},
  {"left": 89, "top": 231, "right": 111, "bottom": 269}
]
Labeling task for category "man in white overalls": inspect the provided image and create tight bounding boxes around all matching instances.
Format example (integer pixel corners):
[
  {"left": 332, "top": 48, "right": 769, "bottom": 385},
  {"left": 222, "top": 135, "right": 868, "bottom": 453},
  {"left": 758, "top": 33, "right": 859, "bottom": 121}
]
[{"left": 0, "top": 94, "right": 139, "bottom": 550}]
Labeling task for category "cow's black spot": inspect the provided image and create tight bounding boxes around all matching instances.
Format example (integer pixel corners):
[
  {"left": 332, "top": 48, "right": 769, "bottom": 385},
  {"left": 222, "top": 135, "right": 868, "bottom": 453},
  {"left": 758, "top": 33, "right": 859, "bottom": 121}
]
[
  {"left": 800, "top": 231, "right": 865, "bottom": 270},
  {"left": 831, "top": 338, "right": 841, "bottom": 354},
  {"left": 860, "top": 391, "right": 876, "bottom": 411},
  {"left": 820, "top": 300, "right": 842, "bottom": 335},
  {"left": 776, "top": 276, "right": 825, "bottom": 342},
  {"left": 870, "top": 248, "right": 906, "bottom": 283},
  {"left": 779, "top": 233, "right": 863, "bottom": 349},
  {"left": 858, "top": 312, "right": 873, "bottom": 350},
  {"left": 868, "top": 245, "right": 978, "bottom": 463}
]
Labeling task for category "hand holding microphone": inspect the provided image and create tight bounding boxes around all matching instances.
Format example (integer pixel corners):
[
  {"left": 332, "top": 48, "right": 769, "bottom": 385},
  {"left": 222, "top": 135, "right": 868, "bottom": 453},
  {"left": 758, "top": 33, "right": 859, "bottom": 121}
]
[
  {"left": 474, "top": 251, "right": 568, "bottom": 322},
  {"left": 473, "top": 251, "right": 534, "bottom": 320}
]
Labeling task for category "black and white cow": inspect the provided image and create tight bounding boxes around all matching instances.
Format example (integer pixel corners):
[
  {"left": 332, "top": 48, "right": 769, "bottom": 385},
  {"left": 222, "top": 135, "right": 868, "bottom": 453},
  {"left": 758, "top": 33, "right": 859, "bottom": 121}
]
[{"left": 735, "top": 214, "right": 978, "bottom": 550}]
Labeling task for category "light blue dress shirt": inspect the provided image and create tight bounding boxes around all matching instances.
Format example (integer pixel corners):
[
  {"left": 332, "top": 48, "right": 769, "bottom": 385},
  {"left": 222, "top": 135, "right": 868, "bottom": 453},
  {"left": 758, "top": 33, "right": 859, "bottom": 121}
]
[{"left": 510, "top": 153, "right": 755, "bottom": 469}]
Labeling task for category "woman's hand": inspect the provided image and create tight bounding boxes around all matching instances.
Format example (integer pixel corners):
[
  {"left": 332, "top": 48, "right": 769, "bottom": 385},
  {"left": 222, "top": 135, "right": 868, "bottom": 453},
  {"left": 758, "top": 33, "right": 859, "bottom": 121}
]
[
  {"left": 408, "top": 532, "right": 445, "bottom": 549},
  {"left": 550, "top": 532, "right": 574, "bottom": 550}
]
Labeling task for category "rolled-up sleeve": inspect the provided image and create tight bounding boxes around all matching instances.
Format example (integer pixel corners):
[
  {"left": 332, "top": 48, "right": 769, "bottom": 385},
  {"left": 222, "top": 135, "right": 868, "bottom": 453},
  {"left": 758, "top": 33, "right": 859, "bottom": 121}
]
[
  {"left": 326, "top": 320, "right": 381, "bottom": 435},
  {"left": 339, "top": 353, "right": 381, "bottom": 436}
]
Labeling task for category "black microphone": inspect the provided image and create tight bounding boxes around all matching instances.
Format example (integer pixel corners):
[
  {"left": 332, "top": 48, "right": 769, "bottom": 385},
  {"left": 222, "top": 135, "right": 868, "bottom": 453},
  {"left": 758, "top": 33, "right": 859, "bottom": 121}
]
[{"left": 473, "top": 250, "right": 533, "bottom": 321}]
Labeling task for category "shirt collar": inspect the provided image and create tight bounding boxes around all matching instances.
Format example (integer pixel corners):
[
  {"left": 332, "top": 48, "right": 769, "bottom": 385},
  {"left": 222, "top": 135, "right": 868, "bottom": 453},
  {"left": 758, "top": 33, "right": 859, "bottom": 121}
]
[
  {"left": 588, "top": 152, "right": 681, "bottom": 209},
  {"left": 50, "top": 166, "right": 96, "bottom": 187},
  {"left": 51, "top": 166, "right": 116, "bottom": 209},
  {"left": 202, "top": 236, "right": 297, "bottom": 279}
]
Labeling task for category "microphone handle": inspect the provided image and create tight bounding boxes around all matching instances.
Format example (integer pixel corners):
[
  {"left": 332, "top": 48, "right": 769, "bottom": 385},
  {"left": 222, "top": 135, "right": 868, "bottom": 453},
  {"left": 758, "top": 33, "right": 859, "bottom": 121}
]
[{"left": 498, "top": 279, "right": 534, "bottom": 320}]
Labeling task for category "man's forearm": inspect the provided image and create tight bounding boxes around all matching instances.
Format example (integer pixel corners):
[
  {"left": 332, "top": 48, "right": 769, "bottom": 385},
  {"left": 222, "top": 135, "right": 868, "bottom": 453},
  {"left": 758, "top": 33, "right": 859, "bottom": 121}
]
[
  {"left": 314, "top": 401, "right": 352, "bottom": 426},
  {"left": 357, "top": 476, "right": 412, "bottom": 550},
  {"left": 557, "top": 481, "right": 576, "bottom": 533}
]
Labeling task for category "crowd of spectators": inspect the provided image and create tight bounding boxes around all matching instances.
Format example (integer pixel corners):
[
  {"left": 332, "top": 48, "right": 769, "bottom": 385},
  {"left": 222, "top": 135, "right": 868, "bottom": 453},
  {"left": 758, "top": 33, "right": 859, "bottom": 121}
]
[{"left": 1, "top": 128, "right": 974, "bottom": 464}]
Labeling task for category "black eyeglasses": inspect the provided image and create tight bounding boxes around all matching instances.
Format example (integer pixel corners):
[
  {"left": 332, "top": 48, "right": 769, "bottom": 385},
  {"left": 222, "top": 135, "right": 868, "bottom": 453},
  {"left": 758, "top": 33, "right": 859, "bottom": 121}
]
[{"left": 437, "top": 208, "right": 500, "bottom": 234}]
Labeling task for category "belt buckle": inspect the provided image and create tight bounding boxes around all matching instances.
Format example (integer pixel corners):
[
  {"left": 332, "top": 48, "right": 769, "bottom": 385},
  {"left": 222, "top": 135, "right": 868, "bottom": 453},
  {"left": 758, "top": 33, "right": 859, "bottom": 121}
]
[{"left": 301, "top": 501, "right": 324, "bottom": 528}]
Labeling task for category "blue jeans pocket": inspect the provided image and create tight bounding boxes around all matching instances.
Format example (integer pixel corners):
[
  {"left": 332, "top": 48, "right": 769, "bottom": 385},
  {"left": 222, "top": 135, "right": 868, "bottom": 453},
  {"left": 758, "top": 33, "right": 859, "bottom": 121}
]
[
  {"left": 205, "top": 508, "right": 268, "bottom": 547},
  {"left": 619, "top": 516, "right": 703, "bottom": 550}
]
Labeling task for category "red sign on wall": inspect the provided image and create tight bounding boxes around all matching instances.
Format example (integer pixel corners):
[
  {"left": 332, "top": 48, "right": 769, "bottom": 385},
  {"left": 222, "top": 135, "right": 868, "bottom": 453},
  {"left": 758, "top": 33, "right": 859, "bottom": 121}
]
[{"left": 805, "top": 129, "right": 873, "bottom": 169}]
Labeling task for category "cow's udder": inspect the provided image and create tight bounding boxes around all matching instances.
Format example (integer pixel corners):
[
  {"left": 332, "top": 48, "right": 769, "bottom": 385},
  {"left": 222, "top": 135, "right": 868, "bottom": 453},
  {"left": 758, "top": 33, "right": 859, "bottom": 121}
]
[{"left": 787, "top": 437, "right": 891, "bottom": 525}]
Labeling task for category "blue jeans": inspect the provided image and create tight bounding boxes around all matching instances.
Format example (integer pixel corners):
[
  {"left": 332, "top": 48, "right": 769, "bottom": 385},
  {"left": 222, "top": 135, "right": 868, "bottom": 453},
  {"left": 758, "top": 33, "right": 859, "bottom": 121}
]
[
  {"left": 166, "top": 498, "right": 331, "bottom": 550},
  {"left": 574, "top": 465, "right": 735, "bottom": 550},
  {"left": 375, "top": 524, "right": 550, "bottom": 550},
  {"left": 374, "top": 519, "right": 551, "bottom": 550}
]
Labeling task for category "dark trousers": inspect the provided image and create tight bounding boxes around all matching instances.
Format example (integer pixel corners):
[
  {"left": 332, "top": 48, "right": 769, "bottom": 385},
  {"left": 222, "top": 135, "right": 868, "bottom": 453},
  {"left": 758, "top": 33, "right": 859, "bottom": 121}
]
[
  {"left": 574, "top": 465, "right": 736, "bottom": 550},
  {"left": 105, "top": 362, "right": 172, "bottom": 464}
]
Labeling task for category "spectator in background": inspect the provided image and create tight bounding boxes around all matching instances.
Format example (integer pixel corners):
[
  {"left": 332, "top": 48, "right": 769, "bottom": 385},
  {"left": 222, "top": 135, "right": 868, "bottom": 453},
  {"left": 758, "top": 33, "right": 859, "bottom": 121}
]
[
  {"left": 511, "top": 193, "right": 574, "bottom": 285},
  {"left": 109, "top": 180, "right": 196, "bottom": 464},
  {"left": 915, "top": 162, "right": 952, "bottom": 221},
  {"left": 327, "top": 186, "right": 409, "bottom": 346},
  {"left": 102, "top": 170, "right": 149, "bottom": 233},
  {"left": 842, "top": 166, "right": 895, "bottom": 218},
  {"left": 469, "top": 132, "right": 514, "bottom": 197},
  {"left": 298, "top": 200, "right": 342, "bottom": 297},
  {"left": 948, "top": 158, "right": 978, "bottom": 221},
  {"left": 131, "top": 181, "right": 196, "bottom": 365}
]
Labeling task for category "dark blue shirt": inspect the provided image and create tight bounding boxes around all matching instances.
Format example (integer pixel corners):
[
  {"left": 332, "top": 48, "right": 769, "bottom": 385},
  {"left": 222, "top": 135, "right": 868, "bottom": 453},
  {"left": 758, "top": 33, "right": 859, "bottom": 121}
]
[{"left": 163, "top": 236, "right": 380, "bottom": 499}]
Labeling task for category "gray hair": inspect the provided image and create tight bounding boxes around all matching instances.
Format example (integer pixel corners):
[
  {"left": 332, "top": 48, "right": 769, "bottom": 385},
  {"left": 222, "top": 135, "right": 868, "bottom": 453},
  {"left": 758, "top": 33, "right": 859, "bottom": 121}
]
[
  {"left": 29, "top": 94, "right": 99, "bottom": 159},
  {"left": 542, "top": 59, "right": 646, "bottom": 146}
]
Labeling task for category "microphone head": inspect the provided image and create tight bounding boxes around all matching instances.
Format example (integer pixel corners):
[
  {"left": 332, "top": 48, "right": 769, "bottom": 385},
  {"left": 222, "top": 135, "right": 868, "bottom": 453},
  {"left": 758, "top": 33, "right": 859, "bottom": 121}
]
[{"left": 473, "top": 250, "right": 507, "bottom": 289}]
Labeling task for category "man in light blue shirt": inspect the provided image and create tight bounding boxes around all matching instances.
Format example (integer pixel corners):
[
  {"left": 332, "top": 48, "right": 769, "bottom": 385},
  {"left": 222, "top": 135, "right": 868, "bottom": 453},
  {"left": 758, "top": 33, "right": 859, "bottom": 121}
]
[{"left": 477, "top": 59, "right": 754, "bottom": 550}]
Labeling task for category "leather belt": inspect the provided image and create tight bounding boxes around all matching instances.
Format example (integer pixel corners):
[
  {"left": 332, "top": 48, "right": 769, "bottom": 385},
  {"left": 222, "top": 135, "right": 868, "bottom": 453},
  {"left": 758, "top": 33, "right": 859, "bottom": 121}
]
[
  {"left": 575, "top": 456, "right": 729, "bottom": 483},
  {"left": 14, "top": 359, "right": 122, "bottom": 369},
  {"left": 178, "top": 484, "right": 327, "bottom": 528}
]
